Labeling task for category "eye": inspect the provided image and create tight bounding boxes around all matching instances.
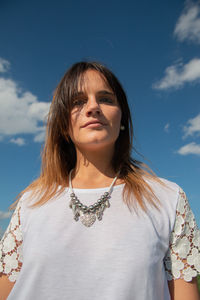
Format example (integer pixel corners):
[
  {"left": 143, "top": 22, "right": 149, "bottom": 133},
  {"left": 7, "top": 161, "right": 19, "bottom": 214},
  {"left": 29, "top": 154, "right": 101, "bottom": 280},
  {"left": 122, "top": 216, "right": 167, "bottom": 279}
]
[
  {"left": 72, "top": 99, "right": 86, "bottom": 106},
  {"left": 72, "top": 97, "right": 113, "bottom": 108},
  {"left": 99, "top": 98, "right": 113, "bottom": 103}
]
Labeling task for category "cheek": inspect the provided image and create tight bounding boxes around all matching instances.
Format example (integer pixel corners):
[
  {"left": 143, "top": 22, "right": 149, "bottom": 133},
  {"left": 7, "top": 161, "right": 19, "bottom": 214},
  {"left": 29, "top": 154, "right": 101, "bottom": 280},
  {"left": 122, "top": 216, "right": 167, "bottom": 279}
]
[
  {"left": 68, "top": 117, "right": 77, "bottom": 141},
  {"left": 109, "top": 108, "right": 122, "bottom": 126},
  {"left": 68, "top": 112, "right": 80, "bottom": 138}
]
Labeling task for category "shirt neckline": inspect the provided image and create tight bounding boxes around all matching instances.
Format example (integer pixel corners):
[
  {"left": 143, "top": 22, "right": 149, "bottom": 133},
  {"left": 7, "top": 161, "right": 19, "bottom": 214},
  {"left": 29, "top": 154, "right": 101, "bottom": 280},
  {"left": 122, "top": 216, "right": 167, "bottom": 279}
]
[{"left": 66, "top": 183, "right": 125, "bottom": 193}]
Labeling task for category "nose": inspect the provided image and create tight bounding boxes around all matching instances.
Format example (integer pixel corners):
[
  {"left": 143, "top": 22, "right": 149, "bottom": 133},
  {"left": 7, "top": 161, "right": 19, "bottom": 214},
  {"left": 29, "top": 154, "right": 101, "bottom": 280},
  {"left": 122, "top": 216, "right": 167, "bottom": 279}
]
[{"left": 85, "top": 96, "right": 101, "bottom": 116}]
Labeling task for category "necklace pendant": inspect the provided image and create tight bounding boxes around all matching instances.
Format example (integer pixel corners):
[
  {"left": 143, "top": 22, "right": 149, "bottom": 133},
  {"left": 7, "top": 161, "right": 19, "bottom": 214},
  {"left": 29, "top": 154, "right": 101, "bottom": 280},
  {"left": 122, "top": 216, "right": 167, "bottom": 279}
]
[
  {"left": 74, "top": 210, "right": 80, "bottom": 221},
  {"left": 96, "top": 207, "right": 104, "bottom": 221},
  {"left": 105, "top": 200, "right": 110, "bottom": 208},
  {"left": 72, "top": 203, "right": 76, "bottom": 212},
  {"left": 80, "top": 212, "right": 96, "bottom": 227}
]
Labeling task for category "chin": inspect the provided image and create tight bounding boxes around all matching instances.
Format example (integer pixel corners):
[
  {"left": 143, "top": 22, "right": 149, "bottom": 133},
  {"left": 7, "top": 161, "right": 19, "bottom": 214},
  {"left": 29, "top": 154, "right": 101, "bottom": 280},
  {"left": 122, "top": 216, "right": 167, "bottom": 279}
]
[{"left": 79, "top": 138, "right": 116, "bottom": 149}]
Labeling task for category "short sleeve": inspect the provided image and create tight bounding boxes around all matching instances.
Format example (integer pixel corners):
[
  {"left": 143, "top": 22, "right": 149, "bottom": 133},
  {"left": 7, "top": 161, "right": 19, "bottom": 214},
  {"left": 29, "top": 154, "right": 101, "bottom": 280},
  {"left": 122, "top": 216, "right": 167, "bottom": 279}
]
[
  {"left": 0, "top": 200, "right": 23, "bottom": 282},
  {"left": 164, "top": 187, "right": 200, "bottom": 282}
]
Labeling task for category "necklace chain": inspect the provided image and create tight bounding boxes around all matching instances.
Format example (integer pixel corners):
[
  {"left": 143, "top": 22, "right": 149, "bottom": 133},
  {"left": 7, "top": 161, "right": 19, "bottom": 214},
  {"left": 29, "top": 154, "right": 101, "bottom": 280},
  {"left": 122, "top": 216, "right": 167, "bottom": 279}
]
[{"left": 68, "top": 169, "right": 119, "bottom": 227}]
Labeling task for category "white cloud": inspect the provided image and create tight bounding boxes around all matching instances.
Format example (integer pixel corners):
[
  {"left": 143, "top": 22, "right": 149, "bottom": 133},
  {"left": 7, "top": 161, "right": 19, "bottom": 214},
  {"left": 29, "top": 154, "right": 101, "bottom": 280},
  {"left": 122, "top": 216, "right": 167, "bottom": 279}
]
[
  {"left": 10, "top": 137, "right": 26, "bottom": 146},
  {"left": 174, "top": 2, "right": 200, "bottom": 44},
  {"left": 0, "top": 57, "right": 50, "bottom": 143},
  {"left": 183, "top": 113, "right": 200, "bottom": 138},
  {"left": 33, "top": 130, "right": 46, "bottom": 143},
  {"left": 177, "top": 142, "right": 200, "bottom": 155},
  {"left": 0, "top": 210, "right": 12, "bottom": 220},
  {"left": 152, "top": 58, "right": 200, "bottom": 90},
  {"left": 0, "top": 58, "right": 10, "bottom": 73},
  {"left": 176, "top": 113, "right": 200, "bottom": 156},
  {"left": 164, "top": 123, "right": 170, "bottom": 133}
]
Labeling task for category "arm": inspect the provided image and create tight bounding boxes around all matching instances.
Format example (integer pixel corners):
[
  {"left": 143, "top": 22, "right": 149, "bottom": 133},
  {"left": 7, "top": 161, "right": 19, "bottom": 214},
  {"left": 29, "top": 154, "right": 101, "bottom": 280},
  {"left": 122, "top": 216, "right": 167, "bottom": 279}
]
[
  {"left": 168, "top": 277, "right": 200, "bottom": 300},
  {"left": 0, "top": 275, "right": 15, "bottom": 300}
]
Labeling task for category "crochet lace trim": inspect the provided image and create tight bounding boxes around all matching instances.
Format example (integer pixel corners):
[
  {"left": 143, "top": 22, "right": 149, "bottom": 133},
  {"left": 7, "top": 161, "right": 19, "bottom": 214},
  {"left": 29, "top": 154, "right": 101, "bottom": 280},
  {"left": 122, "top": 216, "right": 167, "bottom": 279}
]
[
  {"left": 0, "top": 201, "right": 23, "bottom": 282},
  {"left": 164, "top": 187, "right": 200, "bottom": 281}
]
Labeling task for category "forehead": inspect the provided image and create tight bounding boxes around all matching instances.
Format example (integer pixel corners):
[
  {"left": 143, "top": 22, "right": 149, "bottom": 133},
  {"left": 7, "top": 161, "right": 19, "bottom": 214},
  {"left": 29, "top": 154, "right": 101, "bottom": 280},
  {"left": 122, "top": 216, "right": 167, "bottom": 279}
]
[{"left": 77, "top": 70, "right": 113, "bottom": 93}]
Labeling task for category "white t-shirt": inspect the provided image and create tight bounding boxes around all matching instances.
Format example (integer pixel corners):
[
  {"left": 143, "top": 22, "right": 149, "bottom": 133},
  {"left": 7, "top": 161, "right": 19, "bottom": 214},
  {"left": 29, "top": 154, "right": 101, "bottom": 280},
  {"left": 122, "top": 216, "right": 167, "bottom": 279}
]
[{"left": 0, "top": 177, "right": 200, "bottom": 300}]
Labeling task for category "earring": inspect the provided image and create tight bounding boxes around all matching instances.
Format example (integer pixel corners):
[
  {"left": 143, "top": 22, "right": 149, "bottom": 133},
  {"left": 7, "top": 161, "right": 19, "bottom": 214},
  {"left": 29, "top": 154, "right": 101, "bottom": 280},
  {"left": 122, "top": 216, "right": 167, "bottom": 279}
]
[{"left": 120, "top": 125, "right": 125, "bottom": 130}]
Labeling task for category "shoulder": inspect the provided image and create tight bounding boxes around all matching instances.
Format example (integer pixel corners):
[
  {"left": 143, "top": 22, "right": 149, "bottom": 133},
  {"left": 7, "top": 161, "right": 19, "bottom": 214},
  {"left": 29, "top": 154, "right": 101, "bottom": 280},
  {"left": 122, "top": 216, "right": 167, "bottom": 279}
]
[
  {"left": 144, "top": 175, "right": 180, "bottom": 198},
  {"left": 13, "top": 190, "right": 39, "bottom": 222},
  {"left": 18, "top": 190, "right": 39, "bottom": 206},
  {"left": 142, "top": 176, "right": 184, "bottom": 219}
]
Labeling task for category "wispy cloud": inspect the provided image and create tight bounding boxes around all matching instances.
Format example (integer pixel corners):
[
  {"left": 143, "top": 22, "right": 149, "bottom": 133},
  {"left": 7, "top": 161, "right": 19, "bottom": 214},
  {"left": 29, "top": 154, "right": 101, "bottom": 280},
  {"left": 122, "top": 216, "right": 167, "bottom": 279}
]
[
  {"left": 152, "top": 58, "right": 200, "bottom": 90},
  {"left": 164, "top": 123, "right": 170, "bottom": 133},
  {"left": 10, "top": 137, "right": 26, "bottom": 146},
  {"left": 33, "top": 131, "right": 46, "bottom": 143},
  {"left": 176, "top": 142, "right": 200, "bottom": 155},
  {"left": 153, "top": 1, "right": 200, "bottom": 91},
  {"left": 176, "top": 113, "right": 200, "bottom": 156},
  {"left": 0, "top": 57, "right": 50, "bottom": 144},
  {"left": 174, "top": 1, "right": 200, "bottom": 44},
  {"left": 0, "top": 210, "right": 12, "bottom": 220},
  {"left": 0, "top": 58, "right": 10, "bottom": 73},
  {"left": 183, "top": 113, "right": 200, "bottom": 138}
]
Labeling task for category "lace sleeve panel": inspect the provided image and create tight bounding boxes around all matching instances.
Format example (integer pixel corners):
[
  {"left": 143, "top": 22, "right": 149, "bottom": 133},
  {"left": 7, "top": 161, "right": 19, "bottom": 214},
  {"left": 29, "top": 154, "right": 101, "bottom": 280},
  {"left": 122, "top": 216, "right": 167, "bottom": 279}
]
[
  {"left": 164, "top": 187, "right": 200, "bottom": 282},
  {"left": 0, "top": 200, "right": 23, "bottom": 282}
]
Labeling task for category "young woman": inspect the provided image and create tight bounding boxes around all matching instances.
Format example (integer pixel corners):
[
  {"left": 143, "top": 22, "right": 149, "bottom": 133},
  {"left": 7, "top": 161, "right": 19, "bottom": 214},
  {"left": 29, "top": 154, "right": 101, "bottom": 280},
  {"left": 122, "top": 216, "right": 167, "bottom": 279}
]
[{"left": 0, "top": 61, "right": 199, "bottom": 300}]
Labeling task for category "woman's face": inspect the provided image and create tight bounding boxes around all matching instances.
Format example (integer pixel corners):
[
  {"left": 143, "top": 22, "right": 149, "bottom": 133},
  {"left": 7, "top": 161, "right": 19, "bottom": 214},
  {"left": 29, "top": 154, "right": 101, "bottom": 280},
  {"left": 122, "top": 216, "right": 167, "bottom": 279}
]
[{"left": 68, "top": 69, "right": 122, "bottom": 151}]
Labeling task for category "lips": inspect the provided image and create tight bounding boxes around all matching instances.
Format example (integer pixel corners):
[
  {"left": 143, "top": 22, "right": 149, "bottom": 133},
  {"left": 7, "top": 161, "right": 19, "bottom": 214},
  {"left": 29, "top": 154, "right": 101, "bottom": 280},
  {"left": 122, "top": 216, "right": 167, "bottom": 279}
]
[{"left": 82, "top": 120, "right": 105, "bottom": 127}]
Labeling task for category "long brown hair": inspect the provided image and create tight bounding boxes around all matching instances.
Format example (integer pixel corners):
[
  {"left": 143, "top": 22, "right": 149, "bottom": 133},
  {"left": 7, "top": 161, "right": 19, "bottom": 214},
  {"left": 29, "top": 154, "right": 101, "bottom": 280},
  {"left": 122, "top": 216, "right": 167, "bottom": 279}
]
[{"left": 10, "top": 61, "right": 168, "bottom": 214}]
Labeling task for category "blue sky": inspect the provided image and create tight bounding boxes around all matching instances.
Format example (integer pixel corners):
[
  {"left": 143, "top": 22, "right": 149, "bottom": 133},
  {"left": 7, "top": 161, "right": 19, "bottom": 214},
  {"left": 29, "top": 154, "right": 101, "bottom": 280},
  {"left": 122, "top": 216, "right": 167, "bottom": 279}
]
[{"left": 0, "top": 0, "right": 200, "bottom": 235}]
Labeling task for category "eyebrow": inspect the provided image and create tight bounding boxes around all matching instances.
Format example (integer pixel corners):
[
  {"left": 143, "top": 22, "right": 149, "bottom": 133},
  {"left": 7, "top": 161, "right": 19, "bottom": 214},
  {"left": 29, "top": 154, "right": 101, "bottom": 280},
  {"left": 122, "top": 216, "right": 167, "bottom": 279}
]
[
  {"left": 96, "top": 90, "right": 115, "bottom": 96},
  {"left": 73, "top": 90, "right": 115, "bottom": 98}
]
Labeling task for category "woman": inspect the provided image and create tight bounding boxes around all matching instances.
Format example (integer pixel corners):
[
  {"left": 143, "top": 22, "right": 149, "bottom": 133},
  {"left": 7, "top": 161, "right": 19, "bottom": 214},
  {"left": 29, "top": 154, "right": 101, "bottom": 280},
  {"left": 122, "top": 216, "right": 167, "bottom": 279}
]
[{"left": 0, "top": 61, "right": 199, "bottom": 300}]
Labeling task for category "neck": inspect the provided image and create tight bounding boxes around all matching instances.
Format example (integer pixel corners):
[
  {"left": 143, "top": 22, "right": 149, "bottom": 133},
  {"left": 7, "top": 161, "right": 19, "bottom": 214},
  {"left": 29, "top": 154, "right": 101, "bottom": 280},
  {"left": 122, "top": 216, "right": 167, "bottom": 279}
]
[{"left": 69, "top": 147, "right": 122, "bottom": 188}]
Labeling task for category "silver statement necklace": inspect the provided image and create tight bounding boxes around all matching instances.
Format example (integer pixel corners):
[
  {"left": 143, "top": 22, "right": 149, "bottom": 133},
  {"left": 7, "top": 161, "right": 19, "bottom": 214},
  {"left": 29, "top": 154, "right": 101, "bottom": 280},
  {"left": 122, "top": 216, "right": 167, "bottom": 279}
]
[{"left": 69, "top": 169, "right": 119, "bottom": 227}]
